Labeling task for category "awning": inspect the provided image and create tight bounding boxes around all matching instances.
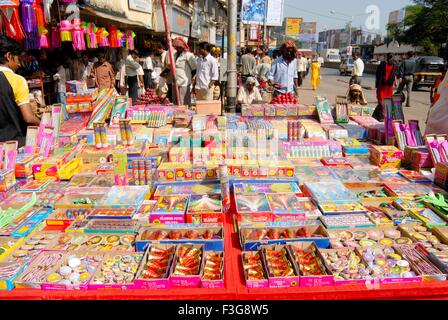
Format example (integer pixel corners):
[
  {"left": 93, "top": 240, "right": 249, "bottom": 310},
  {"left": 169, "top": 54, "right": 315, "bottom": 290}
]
[{"left": 80, "top": 7, "right": 151, "bottom": 30}]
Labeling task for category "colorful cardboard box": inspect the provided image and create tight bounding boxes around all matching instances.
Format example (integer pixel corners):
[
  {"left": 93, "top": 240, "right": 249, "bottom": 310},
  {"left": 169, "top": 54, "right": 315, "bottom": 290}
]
[{"left": 370, "top": 146, "right": 403, "bottom": 169}]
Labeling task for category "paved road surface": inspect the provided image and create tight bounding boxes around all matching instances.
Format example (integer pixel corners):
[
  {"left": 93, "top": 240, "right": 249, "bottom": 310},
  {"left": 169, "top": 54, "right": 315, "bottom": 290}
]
[{"left": 297, "top": 68, "right": 431, "bottom": 132}]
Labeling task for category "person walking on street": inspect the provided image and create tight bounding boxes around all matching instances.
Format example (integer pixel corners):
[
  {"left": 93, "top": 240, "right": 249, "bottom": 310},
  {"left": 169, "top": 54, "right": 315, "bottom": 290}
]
[
  {"left": 92, "top": 52, "right": 115, "bottom": 90},
  {"left": 398, "top": 51, "right": 417, "bottom": 107},
  {"left": 306, "top": 56, "right": 311, "bottom": 76},
  {"left": 350, "top": 52, "right": 364, "bottom": 86},
  {"left": 193, "top": 42, "right": 219, "bottom": 101},
  {"left": 126, "top": 50, "right": 143, "bottom": 104},
  {"left": 241, "top": 47, "right": 257, "bottom": 83},
  {"left": 373, "top": 53, "right": 397, "bottom": 121},
  {"left": 267, "top": 41, "right": 299, "bottom": 97},
  {"left": 296, "top": 52, "right": 307, "bottom": 87},
  {"left": 169, "top": 37, "right": 197, "bottom": 106},
  {"left": 310, "top": 56, "right": 321, "bottom": 91}
]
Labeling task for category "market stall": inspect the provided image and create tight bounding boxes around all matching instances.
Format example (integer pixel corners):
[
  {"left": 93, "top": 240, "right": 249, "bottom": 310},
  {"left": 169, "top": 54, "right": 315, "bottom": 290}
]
[{"left": 1, "top": 87, "right": 448, "bottom": 300}]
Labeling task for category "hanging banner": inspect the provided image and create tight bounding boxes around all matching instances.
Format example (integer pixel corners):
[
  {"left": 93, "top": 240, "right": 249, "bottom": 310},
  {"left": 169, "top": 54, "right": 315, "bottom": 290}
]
[
  {"left": 249, "top": 24, "right": 259, "bottom": 41},
  {"left": 266, "top": 0, "right": 284, "bottom": 26},
  {"left": 241, "top": 0, "right": 284, "bottom": 26}
]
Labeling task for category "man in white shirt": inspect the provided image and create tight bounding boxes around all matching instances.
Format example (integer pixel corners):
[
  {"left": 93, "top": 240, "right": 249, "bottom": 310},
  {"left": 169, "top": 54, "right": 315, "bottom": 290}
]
[
  {"left": 72, "top": 53, "right": 94, "bottom": 86},
  {"left": 237, "top": 77, "right": 262, "bottom": 106},
  {"left": 125, "top": 50, "right": 143, "bottom": 104},
  {"left": 142, "top": 52, "right": 154, "bottom": 90},
  {"left": 165, "top": 37, "right": 197, "bottom": 106},
  {"left": 296, "top": 52, "right": 307, "bottom": 87},
  {"left": 351, "top": 52, "right": 365, "bottom": 85},
  {"left": 193, "top": 42, "right": 219, "bottom": 101}
]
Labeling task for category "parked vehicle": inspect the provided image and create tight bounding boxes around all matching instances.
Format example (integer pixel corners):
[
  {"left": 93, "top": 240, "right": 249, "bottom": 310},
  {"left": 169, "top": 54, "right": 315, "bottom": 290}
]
[
  {"left": 411, "top": 56, "right": 445, "bottom": 91},
  {"left": 339, "top": 58, "right": 354, "bottom": 76},
  {"left": 321, "top": 49, "right": 341, "bottom": 64}
]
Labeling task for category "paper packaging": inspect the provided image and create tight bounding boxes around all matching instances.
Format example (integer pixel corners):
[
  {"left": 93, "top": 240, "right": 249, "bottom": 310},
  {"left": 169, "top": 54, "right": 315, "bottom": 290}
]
[
  {"left": 88, "top": 251, "right": 143, "bottom": 290},
  {"left": 435, "top": 162, "right": 448, "bottom": 190},
  {"left": 370, "top": 146, "right": 403, "bottom": 169},
  {"left": 288, "top": 242, "right": 334, "bottom": 287},
  {"left": 14, "top": 250, "right": 66, "bottom": 289},
  {"left": 41, "top": 251, "right": 104, "bottom": 290},
  {"left": 135, "top": 224, "right": 224, "bottom": 252},
  {"left": 134, "top": 244, "right": 176, "bottom": 290},
  {"left": 200, "top": 251, "right": 224, "bottom": 289},
  {"left": 241, "top": 251, "right": 269, "bottom": 289},
  {"left": 319, "top": 248, "right": 372, "bottom": 286},
  {"left": 149, "top": 195, "right": 189, "bottom": 224},
  {"left": 260, "top": 245, "right": 300, "bottom": 288},
  {"left": 239, "top": 223, "right": 330, "bottom": 251},
  {"left": 169, "top": 244, "right": 204, "bottom": 288},
  {"left": 355, "top": 246, "right": 422, "bottom": 284},
  {"left": 186, "top": 194, "right": 223, "bottom": 224},
  {"left": 0, "top": 262, "right": 26, "bottom": 291}
]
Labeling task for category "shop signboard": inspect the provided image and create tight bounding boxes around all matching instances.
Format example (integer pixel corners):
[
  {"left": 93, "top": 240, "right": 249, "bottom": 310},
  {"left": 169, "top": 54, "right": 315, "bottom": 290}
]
[
  {"left": 298, "top": 22, "right": 317, "bottom": 42},
  {"left": 128, "top": 0, "right": 152, "bottom": 14},
  {"left": 171, "top": 7, "right": 190, "bottom": 37}
]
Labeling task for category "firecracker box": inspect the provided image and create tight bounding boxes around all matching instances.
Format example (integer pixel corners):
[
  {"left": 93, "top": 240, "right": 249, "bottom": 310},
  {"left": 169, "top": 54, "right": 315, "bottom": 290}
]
[
  {"left": 65, "top": 80, "right": 87, "bottom": 94},
  {"left": 370, "top": 145, "right": 403, "bottom": 169},
  {"left": 435, "top": 162, "right": 448, "bottom": 190},
  {"left": 0, "top": 169, "right": 16, "bottom": 192},
  {"left": 260, "top": 245, "right": 300, "bottom": 288},
  {"left": 15, "top": 154, "right": 42, "bottom": 179},
  {"left": 409, "top": 148, "right": 433, "bottom": 169}
]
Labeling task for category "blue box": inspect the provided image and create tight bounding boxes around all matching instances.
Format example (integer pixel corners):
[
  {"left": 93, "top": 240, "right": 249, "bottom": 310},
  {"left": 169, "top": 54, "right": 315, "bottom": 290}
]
[
  {"left": 135, "top": 224, "right": 224, "bottom": 252},
  {"left": 11, "top": 208, "right": 52, "bottom": 238},
  {"left": 239, "top": 223, "right": 330, "bottom": 251}
]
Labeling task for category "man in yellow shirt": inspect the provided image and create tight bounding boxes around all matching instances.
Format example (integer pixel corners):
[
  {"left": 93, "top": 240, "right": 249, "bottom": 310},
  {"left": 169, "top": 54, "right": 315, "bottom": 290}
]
[{"left": 0, "top": 36, "right": 40, "bottom": 147}]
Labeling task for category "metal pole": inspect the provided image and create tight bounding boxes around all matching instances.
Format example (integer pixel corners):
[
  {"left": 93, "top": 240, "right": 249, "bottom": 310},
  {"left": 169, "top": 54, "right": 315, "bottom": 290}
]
[
  {"left": 226, "top": 0, "right": 237, "bottom": 113},
  {"left": 161, "top": 0, "right": 181, "bottom": 106},
  {"left": 263, "top": 0, "right": 268, "bottom": 45}
]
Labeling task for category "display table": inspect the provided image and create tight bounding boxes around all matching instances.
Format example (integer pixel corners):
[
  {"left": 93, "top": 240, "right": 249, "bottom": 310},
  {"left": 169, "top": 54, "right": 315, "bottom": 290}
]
[{"left": 2, "top": 215, "right": 448, "bottom": 300}]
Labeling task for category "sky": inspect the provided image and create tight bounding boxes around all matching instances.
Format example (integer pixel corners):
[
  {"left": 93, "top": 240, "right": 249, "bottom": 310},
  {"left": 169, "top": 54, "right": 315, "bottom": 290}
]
[{"left": 283, "top": 0, "right": 414, "bottom": 35}]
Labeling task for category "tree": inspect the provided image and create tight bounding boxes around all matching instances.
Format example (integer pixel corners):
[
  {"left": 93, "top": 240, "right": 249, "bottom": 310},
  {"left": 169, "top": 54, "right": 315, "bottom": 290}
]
[{"left": 387, "top": 1, "right": 448, "bottom": 57}]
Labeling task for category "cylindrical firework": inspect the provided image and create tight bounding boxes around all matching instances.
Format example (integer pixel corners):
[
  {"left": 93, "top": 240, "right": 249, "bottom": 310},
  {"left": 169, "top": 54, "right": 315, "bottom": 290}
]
[
  {"left": 293, "top": 121, "right": 299, "bottom": 142},
  {"left": 119, "top": 119, "right": 128, "bottom": 145},
  {"left": 132, "top": 160, "right": 139, "bottom": 185},
  {"left": 99, "top": 122, "right": 108, "bottom": 148},
  {"left": 219, "top": 164, "right": 230, "bottom": 213},
  {"left": 93, "top": 122, "right": 102, "bottom": 149},
  {"left": 138, "top": 160, "right": 145, "bottom": 185},
  {"left": 287, "top": 121, "right": 292, "bottom": 142},
  {"left": 145, "top": 160, "right": 152, "bottom": 185},
  {"left": 125, "top": 120, "right": 134, "bottom": 146}
]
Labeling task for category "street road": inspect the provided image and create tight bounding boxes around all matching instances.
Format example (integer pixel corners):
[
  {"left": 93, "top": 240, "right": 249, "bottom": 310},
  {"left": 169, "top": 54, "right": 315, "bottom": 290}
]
[{"left": 298, "top": 68, "right": 432, "bottom": 132}]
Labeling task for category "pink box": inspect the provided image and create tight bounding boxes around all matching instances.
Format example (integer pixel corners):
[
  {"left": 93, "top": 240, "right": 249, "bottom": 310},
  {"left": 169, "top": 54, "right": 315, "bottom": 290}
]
[
  {"left": 260, "top": 245, "right": 300, "bottom": 288},
  {"left": 380, "top": 276, "right": 421, "bottom": 284},
  {"left": 245, "top": 278, "right": 269, "bottom": 289},
  {"left": 299, "top": 275, "right": 334, "bottom": 287},
  {"left": 287, "top": 242, "right": 334, "bottom": 287},
  {"left": 242, "top": 251, "right": 269, "bottom": 289},
  {"left": 149, "top": 213, "right": 185, "bottom": 224},
  {"left": 201, "top": 279, "right": 224, "bottom": 289},
  {"left": 272, "top": 213, "right": 306, "bottom": 222},
  {"left": 169, "top": 244, "right": 204, "bottom": 288},
  {"left": 170, "top": 275, "right": 201, "bottom": 288},
  {"left": 134, "top": 244, "right": 176, "bottom": 290}
]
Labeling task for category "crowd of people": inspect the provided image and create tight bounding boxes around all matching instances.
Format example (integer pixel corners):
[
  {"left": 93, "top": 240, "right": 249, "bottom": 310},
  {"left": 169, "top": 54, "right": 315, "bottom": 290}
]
[
  {"left": 1, "top": 32, "right": 447, "bottom": 146},
  {"left": 237, "top": 41, "right": 323, "bottom": 109}
]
